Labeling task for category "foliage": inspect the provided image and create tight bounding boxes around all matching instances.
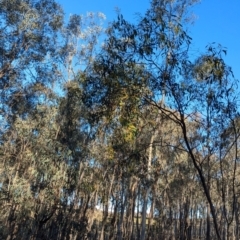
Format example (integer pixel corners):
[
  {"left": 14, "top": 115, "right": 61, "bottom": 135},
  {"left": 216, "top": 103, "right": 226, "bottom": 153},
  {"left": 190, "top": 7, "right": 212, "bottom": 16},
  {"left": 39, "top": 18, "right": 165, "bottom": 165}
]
[{"left": 0, "top": 0, "right": 240, "bottom": 239}]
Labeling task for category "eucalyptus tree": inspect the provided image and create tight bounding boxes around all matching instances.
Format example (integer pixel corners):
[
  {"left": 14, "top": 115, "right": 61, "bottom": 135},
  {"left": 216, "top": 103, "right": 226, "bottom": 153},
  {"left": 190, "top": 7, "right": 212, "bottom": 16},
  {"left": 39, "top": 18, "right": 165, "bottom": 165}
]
[
  {"left": 82, "top": 0, "right": 240, "bottom": 239},
  {"left": 0, "top": 0, "right": 64, "bottom": 238},
  {"left": 0, "top": 0, "right": 63, "bottom": 117},
  {"left": 0, "top": 0, "right": 107, "bottom": 238},
  {"left": 82, "top": 0, "right": 200, "bottom": 238}
]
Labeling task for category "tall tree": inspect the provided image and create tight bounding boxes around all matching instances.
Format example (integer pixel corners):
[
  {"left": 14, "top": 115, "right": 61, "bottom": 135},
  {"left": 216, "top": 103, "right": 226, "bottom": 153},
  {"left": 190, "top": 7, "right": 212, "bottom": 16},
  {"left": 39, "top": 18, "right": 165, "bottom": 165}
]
[{"left": 82, "top": 0, "right": 239, "bottom": 239}]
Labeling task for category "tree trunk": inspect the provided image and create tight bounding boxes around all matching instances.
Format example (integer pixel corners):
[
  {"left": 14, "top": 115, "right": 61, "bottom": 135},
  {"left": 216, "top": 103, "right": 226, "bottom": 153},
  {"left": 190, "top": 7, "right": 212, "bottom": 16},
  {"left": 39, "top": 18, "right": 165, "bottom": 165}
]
[
  {"left": 206, "top": 203, "right": 211, "bottom": 240},
  {"left": 140, "top": 134, "right": 155, "bottom": 240}
]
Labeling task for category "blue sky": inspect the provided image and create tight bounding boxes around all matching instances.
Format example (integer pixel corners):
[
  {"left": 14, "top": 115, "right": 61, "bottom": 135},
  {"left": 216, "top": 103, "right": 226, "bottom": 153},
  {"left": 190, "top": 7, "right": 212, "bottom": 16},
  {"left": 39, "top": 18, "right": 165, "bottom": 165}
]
[{"left": 57, "top": 0, "right": 240, "bottom": 80}]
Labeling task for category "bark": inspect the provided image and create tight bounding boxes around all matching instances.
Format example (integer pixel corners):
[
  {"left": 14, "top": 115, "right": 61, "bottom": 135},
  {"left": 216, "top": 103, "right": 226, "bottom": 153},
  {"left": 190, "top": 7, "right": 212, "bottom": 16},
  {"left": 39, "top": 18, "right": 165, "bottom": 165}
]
[
  {"left": 100, "top": 167, "right": 116, "bottom": 240},
  {"left": 179, "top": 113, "right": 221, "bottom": 240},
  {"left": 140, "top": 134, "right": 155, "bottom": 240},
  {"left": 206, "top": 203, "right": 211, "bottom": 240}
]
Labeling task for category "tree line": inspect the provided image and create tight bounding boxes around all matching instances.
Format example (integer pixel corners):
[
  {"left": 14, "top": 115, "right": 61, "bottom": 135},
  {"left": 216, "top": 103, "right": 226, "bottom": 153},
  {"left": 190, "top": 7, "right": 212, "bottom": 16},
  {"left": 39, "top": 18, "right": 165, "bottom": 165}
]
[{"left": 0, "top": 0, "right": 240, "bottom": 239}]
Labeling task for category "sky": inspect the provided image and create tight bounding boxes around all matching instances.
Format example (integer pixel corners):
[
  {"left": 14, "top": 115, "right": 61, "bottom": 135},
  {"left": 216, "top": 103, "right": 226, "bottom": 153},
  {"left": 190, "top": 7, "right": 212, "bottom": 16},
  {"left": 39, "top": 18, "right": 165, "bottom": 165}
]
[{"left": 57, "top": 0, "right": 240, "bottom": 80}]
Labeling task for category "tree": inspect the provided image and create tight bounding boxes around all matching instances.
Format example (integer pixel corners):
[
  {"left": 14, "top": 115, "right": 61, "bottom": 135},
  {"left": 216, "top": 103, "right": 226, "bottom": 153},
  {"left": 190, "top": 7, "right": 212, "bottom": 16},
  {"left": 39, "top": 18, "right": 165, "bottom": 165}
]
[
  {"left": 82, "top": 0, "right": 240, "bottom": 239},
  {"left": 0, "top": 1, "right": 107, "bottom": 238},
  {"left": 0, "top": 1, "right": 64, "bottom": 238}
]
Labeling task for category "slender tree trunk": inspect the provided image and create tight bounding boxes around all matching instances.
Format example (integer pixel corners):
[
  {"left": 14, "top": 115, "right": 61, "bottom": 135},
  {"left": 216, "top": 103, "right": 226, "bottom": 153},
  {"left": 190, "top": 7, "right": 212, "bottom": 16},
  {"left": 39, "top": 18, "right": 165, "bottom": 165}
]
[
  {"left": 117, "top": 177, "right": 126, "bottom": 240},
  {"left": 109, "top": 200, "right": 118, "bottom": 240},
  {"left": 136, "top": 185, "right": 141, "bottom": 240},
  {"left": 235, "top": 201, "right": 239, "bottom": 239},
  {"left": 100, "top": 167, "right": 116, "bottom": 240},
  {"left": 179, "top": 114, "right": 221, "bottom": 239},
  {"left": 126, "top": 178, "right": 138, "bottom": 240},
  {"left": 206, "top": 202, "right": 211, "bottom": 240},
  {"left": 140, "top": 134, "right": 154, "bottom": 240},
  {"left": 147, "top": 186, "right": 156, "bottom": 239}
]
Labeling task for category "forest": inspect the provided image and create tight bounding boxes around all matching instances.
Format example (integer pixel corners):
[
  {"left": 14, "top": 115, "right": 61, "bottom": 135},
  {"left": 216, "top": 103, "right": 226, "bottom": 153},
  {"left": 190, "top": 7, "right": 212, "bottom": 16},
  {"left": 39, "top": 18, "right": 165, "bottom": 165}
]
[{"left": 0, "top": 0, "right": 240, "bottom": 239}]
